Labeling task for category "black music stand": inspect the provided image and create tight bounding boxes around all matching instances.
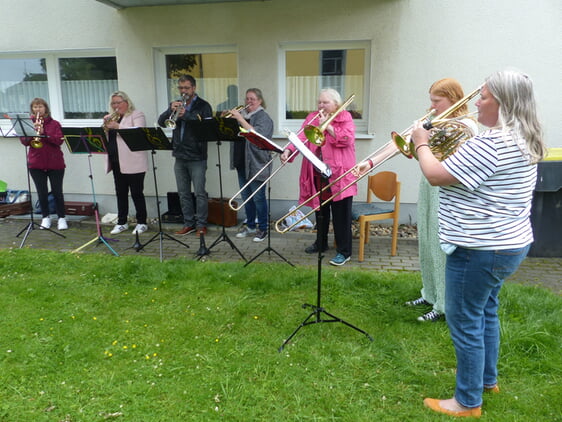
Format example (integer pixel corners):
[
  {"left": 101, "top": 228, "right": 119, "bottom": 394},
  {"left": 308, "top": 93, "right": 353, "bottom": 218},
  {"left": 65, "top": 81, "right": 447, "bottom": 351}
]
[
  {"left": 237, "top": 129, "right": 294, "bottom": 267},
  {"left": 191, "top": 117, "right": 246, "bottom": 262},
  {"left": 278, "top": 130, "right": 373, "bottom": 352},
  {"left": 4, "top": 115, "right": 66, "bottom": 247},
  {"left": 118, "top": 127, "right": 190, "bottom": 262},
  {"left": 62, "top": 127, "right": 118, "bottom": 256}
]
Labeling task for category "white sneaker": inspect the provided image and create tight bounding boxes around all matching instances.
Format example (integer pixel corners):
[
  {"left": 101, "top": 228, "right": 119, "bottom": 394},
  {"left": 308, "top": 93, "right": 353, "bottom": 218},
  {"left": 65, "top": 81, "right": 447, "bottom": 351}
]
[
  {"left": 110, "top": 223, "right": 129, "bottom": 234},
  {"left": 132, "top": 224, "right": 148, "bottom": 235},
  {"left": 236, "top": 225, "right": 256, "bottom": 238},
  {"left": 57, "top": 217, "right": 68, "bottom": 230},
  {"left": 40, "top": 217, "right": 51, "bottom": 229}
]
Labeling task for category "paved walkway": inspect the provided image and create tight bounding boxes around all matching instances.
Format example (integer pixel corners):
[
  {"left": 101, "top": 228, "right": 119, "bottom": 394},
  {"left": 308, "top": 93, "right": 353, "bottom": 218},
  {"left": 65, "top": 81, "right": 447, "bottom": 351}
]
[{"left": 1, "top": 215, "right": 560, "bottom": 295}]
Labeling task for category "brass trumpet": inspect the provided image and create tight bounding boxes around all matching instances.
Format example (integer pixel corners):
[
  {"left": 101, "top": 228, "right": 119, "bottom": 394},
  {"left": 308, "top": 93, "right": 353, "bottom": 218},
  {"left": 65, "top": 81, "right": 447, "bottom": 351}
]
[
  {"left": 275, "top": 87, "right": 481, "bottom": 233},
  {"left": 164, "top": 93, "right": 188, "bottom": 129},
  {"left": 102, "top": 110, "right": 120, "bottom": 130},
  {"left": 30, "top": 112, "right": 44, "bottom": 148},
  {"left": 223, "top": 104, "right": 250, "bottom": 118}
]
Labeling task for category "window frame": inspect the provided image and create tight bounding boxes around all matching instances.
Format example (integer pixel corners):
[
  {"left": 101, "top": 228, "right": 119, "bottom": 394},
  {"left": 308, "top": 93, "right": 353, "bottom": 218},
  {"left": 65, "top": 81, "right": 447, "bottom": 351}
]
[
  {"left": 278, "top": 40, "right": 371, "bottom": 136},
  {"left": 153, "top": 44, "right": 239, "bottom": 116},
  {"left": 0, "top": 49, "right": 118, "bottom": 129}
]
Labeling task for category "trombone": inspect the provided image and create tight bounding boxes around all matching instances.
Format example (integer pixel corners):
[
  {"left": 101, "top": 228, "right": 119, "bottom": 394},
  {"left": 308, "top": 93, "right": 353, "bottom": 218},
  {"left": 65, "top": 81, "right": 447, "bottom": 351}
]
[
  {"left": 227, "top": 94, "right": 356, "bottom": 212},
  {"left": 274, "top": 86, "right": 481, "bottom": 233}
]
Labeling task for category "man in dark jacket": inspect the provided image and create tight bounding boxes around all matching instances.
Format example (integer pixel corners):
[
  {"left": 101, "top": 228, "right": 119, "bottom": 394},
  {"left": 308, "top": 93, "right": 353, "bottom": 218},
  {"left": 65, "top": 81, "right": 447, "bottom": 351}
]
[{"left": 158, "top": 74, "right": 213, "bottom": 235}]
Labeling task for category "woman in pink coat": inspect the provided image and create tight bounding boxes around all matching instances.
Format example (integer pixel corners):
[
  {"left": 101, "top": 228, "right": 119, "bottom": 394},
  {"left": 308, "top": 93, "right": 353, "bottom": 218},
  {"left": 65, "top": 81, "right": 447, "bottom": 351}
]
[
  {"left": 103, "top": 91, "right": 149, "bottom": 235},
  {"left": 280, "top": 88, "right": 357, "bottom": 266}
]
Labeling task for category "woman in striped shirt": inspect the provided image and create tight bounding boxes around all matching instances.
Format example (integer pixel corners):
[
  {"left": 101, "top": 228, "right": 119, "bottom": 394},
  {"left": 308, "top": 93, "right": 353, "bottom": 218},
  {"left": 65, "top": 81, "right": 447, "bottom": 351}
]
[{"left": 412, "top": 70, "right": 547, "bottom": 418}]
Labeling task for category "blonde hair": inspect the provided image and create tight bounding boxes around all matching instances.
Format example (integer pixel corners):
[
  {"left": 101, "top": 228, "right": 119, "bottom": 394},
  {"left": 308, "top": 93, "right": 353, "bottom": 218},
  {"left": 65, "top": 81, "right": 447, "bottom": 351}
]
[
  {"left": 485, "top": 70, "right": 546, "bottom": 163},
  {"left": 108, "top": 91, "right": 136, "bottom": 115}
]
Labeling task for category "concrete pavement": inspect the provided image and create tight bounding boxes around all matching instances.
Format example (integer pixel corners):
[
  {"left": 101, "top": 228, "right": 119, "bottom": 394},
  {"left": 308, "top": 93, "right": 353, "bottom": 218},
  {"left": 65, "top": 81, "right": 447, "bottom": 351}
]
[{"left": 0, "top": 215, "right": 560, "bottom": 295}]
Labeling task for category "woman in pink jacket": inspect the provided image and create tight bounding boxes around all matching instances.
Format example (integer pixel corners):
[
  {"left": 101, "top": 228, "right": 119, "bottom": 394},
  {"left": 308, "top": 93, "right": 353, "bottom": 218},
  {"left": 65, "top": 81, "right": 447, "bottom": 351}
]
[
  {"left": 103, "top": 91, "right": 149, "bottom": 235},
  {"left": 280, "top": 88, "right": 357, "bottom": 266}
]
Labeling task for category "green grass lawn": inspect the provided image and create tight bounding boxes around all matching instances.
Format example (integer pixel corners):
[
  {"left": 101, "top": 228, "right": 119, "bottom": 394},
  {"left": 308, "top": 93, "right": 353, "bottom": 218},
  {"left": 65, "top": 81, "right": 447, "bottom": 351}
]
[{"left": 0, "top": 249, "right": 560, "bottom": 421}]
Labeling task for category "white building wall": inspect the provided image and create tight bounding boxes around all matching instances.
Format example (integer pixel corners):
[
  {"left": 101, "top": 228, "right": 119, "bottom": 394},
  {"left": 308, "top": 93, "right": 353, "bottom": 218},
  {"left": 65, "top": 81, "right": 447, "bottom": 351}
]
[{"left": 1, "top": 0, "right": 560, "bottom": 223}]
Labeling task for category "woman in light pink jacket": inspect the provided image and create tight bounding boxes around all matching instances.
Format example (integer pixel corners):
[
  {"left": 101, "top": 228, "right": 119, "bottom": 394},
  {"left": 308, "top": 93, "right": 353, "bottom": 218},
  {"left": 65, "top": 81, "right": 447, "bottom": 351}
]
[
  {"left": 103, "top": 91, "right": 149, "bottom": 235},
  {"left": 280, "top": 88, "right": 357, "bottom": 266}
]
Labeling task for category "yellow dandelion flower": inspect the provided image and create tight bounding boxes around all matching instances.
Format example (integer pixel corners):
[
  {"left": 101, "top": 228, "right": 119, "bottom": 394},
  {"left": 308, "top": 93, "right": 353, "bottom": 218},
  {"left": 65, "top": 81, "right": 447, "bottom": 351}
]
[
  {"left": 93, "top": 317, "right": 97, "bottom": 320},
  {"left": 112, "top": 340, "right": 118, "bottom": 346}
]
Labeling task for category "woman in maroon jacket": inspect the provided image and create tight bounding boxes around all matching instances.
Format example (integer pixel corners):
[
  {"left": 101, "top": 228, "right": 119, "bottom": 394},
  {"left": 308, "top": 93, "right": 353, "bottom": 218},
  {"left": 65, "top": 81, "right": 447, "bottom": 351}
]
[{"left": 20, "top": 98, "right": 67, "bottom": 230}]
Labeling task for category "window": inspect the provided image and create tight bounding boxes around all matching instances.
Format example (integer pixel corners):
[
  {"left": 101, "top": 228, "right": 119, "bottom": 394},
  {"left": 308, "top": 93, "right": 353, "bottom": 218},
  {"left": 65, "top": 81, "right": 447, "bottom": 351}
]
[
  {"left": 155, "top": 47, "right": 238, "bottom": 115},
  {"left": 281, "top": 41, "right": 369, "bottom": 132},
  {"left": 59, "top": 57, "right": 118, "bottom": 119},
  {"left": 0, "top": 52, "right": 117, "bottom": 123},
  {"left": 0, "top": 58, "right": 48, "bottom": 115}
]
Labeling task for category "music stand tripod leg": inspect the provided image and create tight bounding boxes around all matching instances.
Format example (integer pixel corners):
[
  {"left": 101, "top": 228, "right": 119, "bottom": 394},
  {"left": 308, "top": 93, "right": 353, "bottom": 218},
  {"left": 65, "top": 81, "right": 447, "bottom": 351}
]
[
  {"left": 278, "top": 177, "right": 372, "bottom": 352},
  {"left": 206, "top": 140, "right": 246, "bottom": 262},
  {"left": 244, "top": 181, "right": 294, "bottom": 267},
  {"left": 130, "top": 150, "right": 189, "bottom": 262}
]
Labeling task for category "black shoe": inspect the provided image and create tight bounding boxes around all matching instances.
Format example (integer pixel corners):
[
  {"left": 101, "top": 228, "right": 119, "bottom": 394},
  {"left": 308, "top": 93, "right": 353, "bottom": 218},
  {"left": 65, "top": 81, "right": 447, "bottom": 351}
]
[{"left": 304, "top": 243, "right": 328, "bottom": 254}]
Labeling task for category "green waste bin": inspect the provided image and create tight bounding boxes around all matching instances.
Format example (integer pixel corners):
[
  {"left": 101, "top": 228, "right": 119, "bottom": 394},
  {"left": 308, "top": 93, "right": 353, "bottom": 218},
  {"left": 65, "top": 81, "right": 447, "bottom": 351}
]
[{"left": 528, "top": 150, "right": 562, "bottom": 257}]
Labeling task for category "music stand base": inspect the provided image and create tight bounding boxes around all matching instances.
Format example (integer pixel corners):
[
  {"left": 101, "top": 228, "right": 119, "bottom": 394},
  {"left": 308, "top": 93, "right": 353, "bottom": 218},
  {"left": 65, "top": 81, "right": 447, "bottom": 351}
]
[
  {"left": 244, "top": 182, "right": 293, "bottom": 267},
  {"left": 17, "top": 221, "right": 66, "bottom": 248},
  {"left": 207, "top": 230, "right": 247, "bottom": 262},
  {"left": 245, "top": 244, "right": 294, "bottom": 267},
  {"left": 134, "top": 231, "right": 189, "bottom": 262},
  {"left": 72, "top": 234, "right": 119, "bottom": 256},
  {"left": 278, "top": 304, "right": 374, "bottom": 352}
]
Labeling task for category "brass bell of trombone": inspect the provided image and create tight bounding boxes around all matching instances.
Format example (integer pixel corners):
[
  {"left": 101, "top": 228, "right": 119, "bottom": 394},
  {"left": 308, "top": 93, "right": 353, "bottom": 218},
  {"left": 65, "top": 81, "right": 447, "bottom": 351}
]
[{"left": 303, "top": 93, "right": 356, "bottom": 146}]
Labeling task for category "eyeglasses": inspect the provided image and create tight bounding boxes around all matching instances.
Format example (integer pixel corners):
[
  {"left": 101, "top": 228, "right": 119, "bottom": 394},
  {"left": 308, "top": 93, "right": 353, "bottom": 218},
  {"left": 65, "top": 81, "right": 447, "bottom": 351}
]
[{"left": 111, "top": 100, "right": 125, "bottom": 106}]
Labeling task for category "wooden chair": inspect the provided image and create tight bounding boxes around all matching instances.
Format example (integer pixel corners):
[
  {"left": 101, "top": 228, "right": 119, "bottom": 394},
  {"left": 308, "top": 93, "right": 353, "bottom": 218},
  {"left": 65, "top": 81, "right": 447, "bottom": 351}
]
[{"left": 352, "top": 171, "right": 401, "bottom": 261}]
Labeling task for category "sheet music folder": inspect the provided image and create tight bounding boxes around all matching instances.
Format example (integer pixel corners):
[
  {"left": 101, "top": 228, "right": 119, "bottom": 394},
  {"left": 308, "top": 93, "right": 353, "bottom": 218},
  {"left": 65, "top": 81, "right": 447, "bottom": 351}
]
[
  {"left": 62, "top": 127, "right": 108, "bottom": 154},
  {"left": 239, "top": 128, "right": 284, "bottom": 154},
  {"left": 4, "top": 115, "right": 37, "bottom": 137},
  {"left": 285, "top": 129, "right": 332, "bottom": 178},
  {"left": 118, "top": 127, "right": 172, "bottom": 152},
  {"left": 190, "top": 117, "right": 241, "bottom": 142}
]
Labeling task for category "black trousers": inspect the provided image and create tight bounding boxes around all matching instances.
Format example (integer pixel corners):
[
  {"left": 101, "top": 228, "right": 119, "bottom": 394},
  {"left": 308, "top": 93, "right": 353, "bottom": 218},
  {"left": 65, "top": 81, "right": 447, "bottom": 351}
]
[
  {"left": 315, "top": 195, "right": 353, "bottom": 258},
  {"left": 29, "top": 168, "right": 65, "bottom": 218},
  {"left": 111, "top": 163, "right": 147, "bottom": 226}
]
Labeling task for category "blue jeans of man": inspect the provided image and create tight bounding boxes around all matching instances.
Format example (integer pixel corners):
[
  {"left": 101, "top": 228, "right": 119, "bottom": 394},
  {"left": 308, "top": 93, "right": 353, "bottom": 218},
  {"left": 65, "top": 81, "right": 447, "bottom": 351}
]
[
  {"left": 237, "top": 168, "right": 268, "bottom": 232},
  {"left": 445, "top": 245, "right": 530, "bottom": 408},
  {"left": 174, "top": 158, "right": 208, "bottom": 228}
]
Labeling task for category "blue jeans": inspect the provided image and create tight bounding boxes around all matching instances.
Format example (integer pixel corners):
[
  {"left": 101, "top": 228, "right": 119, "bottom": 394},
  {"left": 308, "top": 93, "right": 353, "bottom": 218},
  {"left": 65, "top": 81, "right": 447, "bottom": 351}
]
[
  {"left": 237, "top": 168, "right": 268, "bottom": 231},
  {"left": 174, "top": 158, "right": 208, "bottom": 228},
  {"left": 445, "top": 245, "right": 530, "bottom": 408}
]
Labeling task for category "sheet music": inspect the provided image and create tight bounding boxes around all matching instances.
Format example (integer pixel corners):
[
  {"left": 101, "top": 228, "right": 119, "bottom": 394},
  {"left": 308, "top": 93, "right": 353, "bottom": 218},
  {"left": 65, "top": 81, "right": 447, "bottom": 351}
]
[
  {"left": 239, "top": 128, "right": 284, "bottom": 153},
  {"left": 284, "top": 129, "right": 332, "bottom": 178}
]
